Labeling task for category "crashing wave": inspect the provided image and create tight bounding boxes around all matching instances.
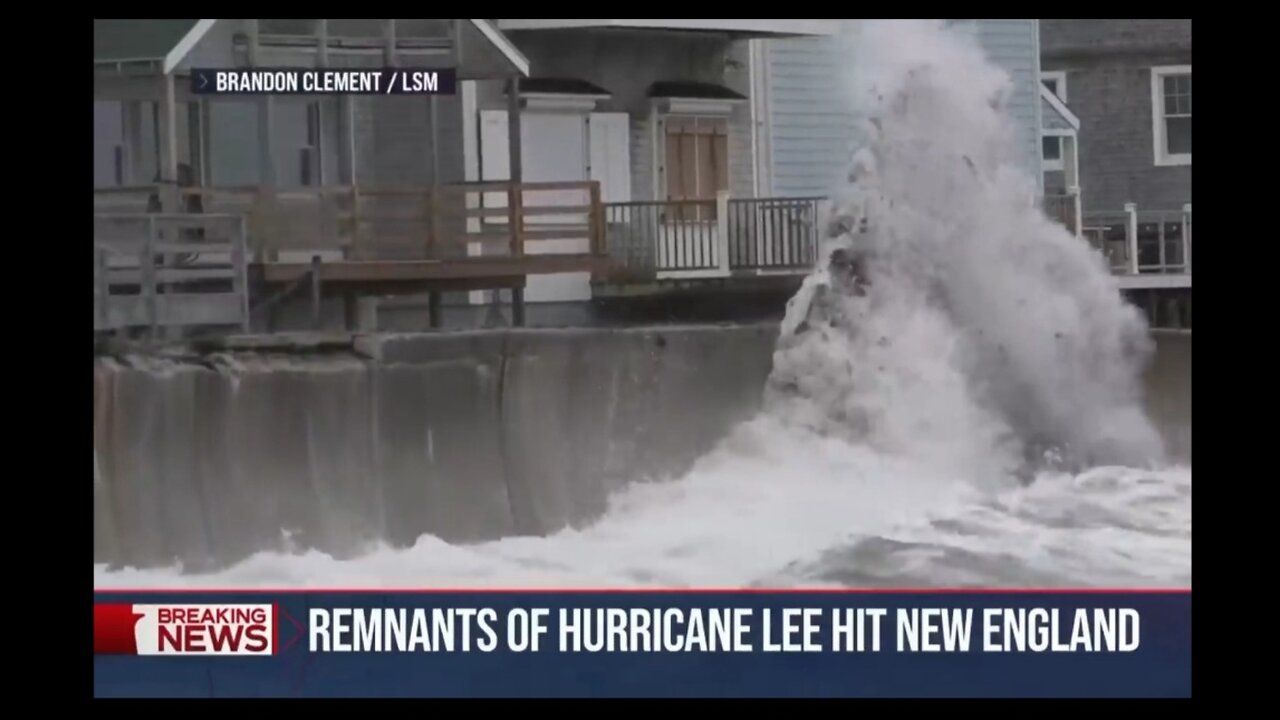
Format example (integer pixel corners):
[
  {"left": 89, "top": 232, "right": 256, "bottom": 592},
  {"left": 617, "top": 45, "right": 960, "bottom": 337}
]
[{"left": 764, "top": 20, "right": 1166, "bottom": 485}]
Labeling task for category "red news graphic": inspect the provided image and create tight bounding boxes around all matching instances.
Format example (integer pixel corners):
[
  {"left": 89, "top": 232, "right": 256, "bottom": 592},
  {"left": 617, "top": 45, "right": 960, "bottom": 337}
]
[{"left": 94, "top": 603, "right": 277, "bottom": 656}]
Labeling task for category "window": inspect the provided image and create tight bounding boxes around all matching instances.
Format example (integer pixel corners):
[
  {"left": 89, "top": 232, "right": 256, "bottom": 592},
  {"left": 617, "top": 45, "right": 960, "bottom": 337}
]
[
  {"left": 1041, "top": 71, "right": 1067, "bottom": 171},
  {"left": 1041, "top": 71, "right": 1067, "bottom": 103},
  {"left": 662, "top": 115, "right": 728, "bottom": 221},
  {"left": 1151, "top": 65, "right": 1191, "bottom": 166}
]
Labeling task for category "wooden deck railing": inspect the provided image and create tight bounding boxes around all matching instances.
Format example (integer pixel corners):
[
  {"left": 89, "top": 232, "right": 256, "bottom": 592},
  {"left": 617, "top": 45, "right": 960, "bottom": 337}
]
[
  {"left": 93, "top": 213, "right": 250, "bottom": 333},
  {"left": 95, "top": 186, "right": 1191, "bottom": 295},
  {"left": 93, "top": 180, "right": 606, "bottom": 264}
]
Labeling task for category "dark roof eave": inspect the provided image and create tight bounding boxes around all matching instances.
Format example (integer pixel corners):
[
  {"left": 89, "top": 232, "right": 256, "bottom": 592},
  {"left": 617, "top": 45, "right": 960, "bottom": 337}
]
[{"left": 647, "top": 80, "right": 747, "bottom": 101}]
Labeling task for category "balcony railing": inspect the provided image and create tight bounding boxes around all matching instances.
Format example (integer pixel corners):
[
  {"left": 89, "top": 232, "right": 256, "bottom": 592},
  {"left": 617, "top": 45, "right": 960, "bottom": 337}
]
[
  {"left": 96, "top": 184, "right": 1185, "bottom": 297},
  {"left": 601, "top": 192, "right": 826, "bottom": 282},
  {"left": 1080, "top": 203, "right": 1193, "bottom": 277},
  {"left": 93, "top": 181, "right": 606, "bottom": 264}
]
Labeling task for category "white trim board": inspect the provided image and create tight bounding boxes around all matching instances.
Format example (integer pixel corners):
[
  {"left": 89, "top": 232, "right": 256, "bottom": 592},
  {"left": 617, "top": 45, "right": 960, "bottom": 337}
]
[
  {"left": 521, "top": 93, "right": 609, "bottom": 113},
  {"left": 1040, "top": 84, "right": 1080, "bottom": 131},
  {"left": 468, "top": 19, "right": 531, "bottom": 76},
  {"left": 1116, "top": 274, "right": 1191, "bottom": 290},
  {"left": 495, "top": 19, "right": 837, "bottom": 36},
  {"left": 1151, "top": 64, "right": 1191, "bottom": 167},
  {"left": 653, "top": 97, "right": 745, "bottom": 116},
  {"left": 163, "top": 19, "right": 218, "bottom": 74}
]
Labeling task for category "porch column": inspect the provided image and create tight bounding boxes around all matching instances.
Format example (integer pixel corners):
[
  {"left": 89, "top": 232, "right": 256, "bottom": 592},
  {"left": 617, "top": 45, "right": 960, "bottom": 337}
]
[
  {"left": 122, "top": 101, "right": 145, "bottom": 184},
  {"left": 248, "top": 19, "right": 275, "bottom": 189},
  {"left": 157, "top": 73, "right": 179, "bottom": 208},
  {"left": 188, "top": 101, "right": 205, "bottom": 187},
  {"left": 257, "top": 101, "right": 276, "bottom": 184},
  {"left": 247, "top": 20, "right": 276, "bottom": 264}
]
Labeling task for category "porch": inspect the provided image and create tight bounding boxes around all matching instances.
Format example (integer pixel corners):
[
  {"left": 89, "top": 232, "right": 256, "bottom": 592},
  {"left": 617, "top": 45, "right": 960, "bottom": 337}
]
[
  {"left": 93, "top": 18, "right": 544, "bottom": 333},
  {"left": 1079, "top": 202, "right": 1193, "bottom": 289}
]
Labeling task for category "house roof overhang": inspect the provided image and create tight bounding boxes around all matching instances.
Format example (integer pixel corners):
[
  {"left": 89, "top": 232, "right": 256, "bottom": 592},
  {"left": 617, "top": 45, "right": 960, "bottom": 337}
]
[
  {"left": 93, "top": 19, "right": 530, "bottom": 80},
  {"left": 496, "top": 19, "right": 838, "bottom": 38}
]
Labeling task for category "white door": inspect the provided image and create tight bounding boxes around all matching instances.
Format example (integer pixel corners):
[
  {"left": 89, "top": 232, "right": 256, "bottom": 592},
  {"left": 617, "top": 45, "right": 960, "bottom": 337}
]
[
  {"left": 479, "top": 109, "right": 630, "bottom": 303},
  {"left": 588, "top": 112, "right": 631, "bottom": 203}
]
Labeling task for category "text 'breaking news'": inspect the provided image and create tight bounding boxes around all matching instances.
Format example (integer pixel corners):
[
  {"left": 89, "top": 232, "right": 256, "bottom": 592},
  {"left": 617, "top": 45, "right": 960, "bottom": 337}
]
[{"left": 190, "top": 68, "right": 458, "bottom": 95}]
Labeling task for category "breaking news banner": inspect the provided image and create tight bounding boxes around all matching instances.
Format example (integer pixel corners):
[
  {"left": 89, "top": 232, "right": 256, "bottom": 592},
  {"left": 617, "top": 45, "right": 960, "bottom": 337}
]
[
  {"left": 92, "top": 590, "right": 1191, "bottom": 698},
  {"left": 189, "top": 67, "right": 458, "bottom": 95}
]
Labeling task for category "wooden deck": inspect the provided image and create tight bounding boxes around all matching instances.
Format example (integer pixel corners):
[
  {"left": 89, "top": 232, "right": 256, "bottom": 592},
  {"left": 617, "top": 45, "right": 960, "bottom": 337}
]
[
  {"left": 94, "top": 182, "right": 1191, "bottom": 335},
  {"left": 256, "top": 253, "right": 608, "bottom": 285}
]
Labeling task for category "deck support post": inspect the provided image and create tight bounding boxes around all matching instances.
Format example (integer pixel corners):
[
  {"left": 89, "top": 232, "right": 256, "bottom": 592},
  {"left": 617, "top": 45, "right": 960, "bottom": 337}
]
[
  {"left": 310, "top": 255, "right": 323, "bottom": 330},
  {"left": 429, "top": 291, "right": 443, "bottom": 328},
  {"left": 343, "top": 292, "right": 359, "bottom": 332},
  {"left": 1124, "top": 202, "right": 1139, "bottom": 275},
  {"left": 507, "top": 75, "right": 525, "bottom": 326},
  {"left": 511, "top": 287, "right": 526, "bottom": 327}
]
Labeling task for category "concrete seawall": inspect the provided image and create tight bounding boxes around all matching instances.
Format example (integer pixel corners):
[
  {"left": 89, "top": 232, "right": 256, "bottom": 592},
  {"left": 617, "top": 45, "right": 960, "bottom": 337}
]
[
  {"left": 93, "top": 324, "right": 779, "bottom": 571},
  {"left": 93, "top": 325, "right": 1190, "bottom": 572}
]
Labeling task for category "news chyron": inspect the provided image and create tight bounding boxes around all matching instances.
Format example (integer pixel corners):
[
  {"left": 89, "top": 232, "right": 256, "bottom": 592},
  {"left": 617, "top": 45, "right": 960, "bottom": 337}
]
[
  {"left": 95, "top": 603, "right": 286, "bottom": 656},
  {"left": 189, "top": 67, "right": 458, "bottom": 96}
]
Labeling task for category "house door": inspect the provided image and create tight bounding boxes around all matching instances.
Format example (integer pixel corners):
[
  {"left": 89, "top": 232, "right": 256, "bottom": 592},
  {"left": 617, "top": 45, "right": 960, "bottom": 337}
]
[{"left": 479, "top": 109, "right": 630, "bottom": 302}]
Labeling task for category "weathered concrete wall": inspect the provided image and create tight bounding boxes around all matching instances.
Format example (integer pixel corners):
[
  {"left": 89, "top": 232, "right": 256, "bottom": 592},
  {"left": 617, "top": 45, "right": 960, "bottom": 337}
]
[
  {"left": 93, "top": 324, "right": 779, "bottom": 571},
  {"left": 93, "top": 324, "right": 1190, "bottom": 573}
]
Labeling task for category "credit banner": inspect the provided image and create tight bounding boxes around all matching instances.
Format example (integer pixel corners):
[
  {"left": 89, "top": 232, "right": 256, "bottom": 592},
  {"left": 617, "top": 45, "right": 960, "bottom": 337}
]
[
  {"left": 189, "top": 68, "right": 458, "bottom": 95},
  {"left": 92, "top": 590, "right": 1191, "bottom": 698}
]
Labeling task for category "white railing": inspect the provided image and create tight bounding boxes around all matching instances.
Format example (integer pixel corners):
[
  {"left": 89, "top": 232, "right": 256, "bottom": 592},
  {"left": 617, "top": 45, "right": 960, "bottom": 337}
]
[
  {"left": 601, "top": 192, "right": 827, "bottom": 281},
  {"left": 1080, "top": 202, "right": 1192, "bottom": 279}
]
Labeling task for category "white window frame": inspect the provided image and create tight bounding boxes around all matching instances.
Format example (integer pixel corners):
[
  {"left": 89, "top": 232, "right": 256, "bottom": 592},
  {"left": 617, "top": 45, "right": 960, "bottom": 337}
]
[
  {"left": 1040, "top": 71, "right": 1068, "bottom": 171},
  {"left": 1151, "top": 64, "right": 1191, "bottom": 167},
  {"left": 1041, "top": 70, "right": 1067, "bottom": 103}
]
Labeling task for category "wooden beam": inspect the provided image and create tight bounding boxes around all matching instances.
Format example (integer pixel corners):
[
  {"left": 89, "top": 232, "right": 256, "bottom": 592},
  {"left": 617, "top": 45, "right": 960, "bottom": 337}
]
[{"left": 255, "top": 255, "right": 608, "bottom": 284}]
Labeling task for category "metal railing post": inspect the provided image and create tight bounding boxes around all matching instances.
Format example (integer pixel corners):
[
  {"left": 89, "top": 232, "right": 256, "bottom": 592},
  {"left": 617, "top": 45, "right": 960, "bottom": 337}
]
[
  {"left": 1071, "top": 188, "right": 1083, "bottom": 239},
  {"left": 715, "top": 190, "right": 731, "bottom": 276},
  {"left": 1182, "top": 203, "right": 1192, "bottom": 274},
  {"left": 235, "top": 215, "right": 250, "bottom": 332},
  {"left": 143, "top": 215, "right": 159, "bottom": 337},
  {"left": 1124, "top": 202, "right": 1139, "bottom": 274},
  {"left": 95, "top": 245, "right": 108, "bottom": 330},
  {"left": 310, "top": 254, "right": 322, "bottom": 330}
]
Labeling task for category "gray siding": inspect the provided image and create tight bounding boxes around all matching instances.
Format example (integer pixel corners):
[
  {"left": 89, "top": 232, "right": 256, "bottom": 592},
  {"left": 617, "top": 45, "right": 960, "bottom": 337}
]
[
  {"left": 763, "top": 19, "right": 1044, "bottom": 197},
  {"left": 352, "top": 95, "right": 464, "bottom": 185},
  {"left": 1040, "top": 19, "right": 1191, "bottom": 213},
  {"left": 497, "top": 29, "right": 755, "bottom": 200},
  {"left": 323, "top": 51, "right": 466, "bottom": 186},
  {"left": 196, "top": 41, "right": 467, "bottom": 188}
]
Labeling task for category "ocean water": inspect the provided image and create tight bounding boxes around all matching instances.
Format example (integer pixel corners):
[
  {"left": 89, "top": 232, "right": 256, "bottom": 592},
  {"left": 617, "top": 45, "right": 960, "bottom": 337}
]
[{"left": 92, "top": 20, "right": 1190, "bottom": 591}]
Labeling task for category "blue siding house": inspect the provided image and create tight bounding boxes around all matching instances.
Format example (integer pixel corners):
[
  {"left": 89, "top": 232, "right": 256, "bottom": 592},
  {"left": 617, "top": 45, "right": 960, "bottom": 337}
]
[{"left": 754, "top": 19, "right": 1046, "bottom": 198}]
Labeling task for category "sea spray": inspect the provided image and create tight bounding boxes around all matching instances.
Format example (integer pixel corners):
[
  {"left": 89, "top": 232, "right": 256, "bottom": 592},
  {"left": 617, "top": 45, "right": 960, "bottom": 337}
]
[{"left": 768, "top": 19, "right": 1166, "bottom": 483}]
